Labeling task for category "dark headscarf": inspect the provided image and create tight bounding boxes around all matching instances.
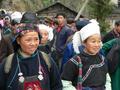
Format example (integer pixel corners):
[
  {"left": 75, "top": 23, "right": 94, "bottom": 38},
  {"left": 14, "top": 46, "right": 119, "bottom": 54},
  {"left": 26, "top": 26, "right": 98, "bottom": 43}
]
[
  {"left": 20, "top": 12, "right": 38, "bottom": 24},
  {"left": 12, "top": 23, "right": 41, "bottom": 52},
  {"left": 75, "top": 20, "right": 90, "bottom": 31}
]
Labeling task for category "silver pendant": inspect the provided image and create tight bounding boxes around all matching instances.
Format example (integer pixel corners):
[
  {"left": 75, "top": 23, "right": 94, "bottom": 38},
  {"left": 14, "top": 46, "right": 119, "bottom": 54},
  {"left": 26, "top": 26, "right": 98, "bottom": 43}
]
[
  {"left": 39, "top": 71, "right": 42, "bottom": 74},
  {"left": 19, "top": 76, "right": 25, "bottom": 83},
  {"left": 38, "top": 74, "right": 43, "bottom": 80},
  {"left": 18, "top": 72, "right": 23, "bottom": 76}
]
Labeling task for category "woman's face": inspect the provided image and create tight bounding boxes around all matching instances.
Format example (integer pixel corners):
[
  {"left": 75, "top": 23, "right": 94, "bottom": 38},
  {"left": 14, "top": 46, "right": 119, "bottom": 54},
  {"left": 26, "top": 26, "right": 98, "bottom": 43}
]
[
  {"left": 17, "top": 31, "right": 39, "bottom": 55},
  {"left": 40, "top": 29, "right": 49, "bottom": 44},
  {"left": 84, "top": 34, "right": 102, "bottom": 55}
]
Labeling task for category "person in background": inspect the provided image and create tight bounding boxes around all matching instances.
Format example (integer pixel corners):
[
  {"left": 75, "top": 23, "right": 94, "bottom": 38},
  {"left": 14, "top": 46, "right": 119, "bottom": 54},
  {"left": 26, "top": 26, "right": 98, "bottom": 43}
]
[
  {"left": 20, "top": 11, "right": 38, "bottom": 24},
  {"left": 0, "top": 23, "right": 62, "bottom": 90},
  {"left": 0, "top": 24, "right": 13, "bottom": 62},
  {"left": 44, "top": 17, "right": 55, "bottom": 28},
  {"left": 0, "top": 14, "right": 4, "bottom": 28},
  {"left": 8, "top": 11, "right": 23, "bottom": 42},
  {"left": 2, "top": 14, "right": 12, "bottom": 35},
  {"left": 102, "top": 20, "right": 120, "bottom": 43},
  {"left": 38, "top": 24, "right": 54, "bottom": 54},
  {"left": 102, "top": 37, "right": 120, "bottom": 90},
  {"left": 61, "top": 21, "right": 108, "bottom": 90},
  {"left": 51, "top": 13, "right": 73, "bottom": 70},
  {"left": 67, "top": 17, "right": 77, "bottom": 33}
]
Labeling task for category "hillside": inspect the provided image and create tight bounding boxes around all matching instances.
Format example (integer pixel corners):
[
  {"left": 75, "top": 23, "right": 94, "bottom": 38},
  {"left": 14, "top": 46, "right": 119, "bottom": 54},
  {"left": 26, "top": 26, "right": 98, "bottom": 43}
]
[
  {"left": 0, "top": 0, "right": 83, "bottom": 12},
  {"left": 0, "top": 0, "right": 43, "bottom": 12}
]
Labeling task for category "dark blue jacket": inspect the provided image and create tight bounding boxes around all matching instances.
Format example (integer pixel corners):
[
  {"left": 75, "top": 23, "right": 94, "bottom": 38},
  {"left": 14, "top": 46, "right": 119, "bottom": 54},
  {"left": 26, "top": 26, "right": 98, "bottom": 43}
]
[
  {"left": 53, "top": 25, "right": 73, "bottom": 55},
  {"left": 0, "top": 51, "right": 62, "bottom": 90}
]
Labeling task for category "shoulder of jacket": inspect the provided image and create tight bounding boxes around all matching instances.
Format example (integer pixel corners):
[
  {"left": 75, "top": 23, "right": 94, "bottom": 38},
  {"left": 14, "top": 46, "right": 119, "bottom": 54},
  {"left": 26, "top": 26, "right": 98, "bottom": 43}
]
[
  {"left": 70, "top": 55, "right": 82, "bottom": 65},
  {"left": 40, "top": 51, "right": 51, "bottom": 71},
  {"left": 4, "top": 53, "right": 15, "bottom": 73}
]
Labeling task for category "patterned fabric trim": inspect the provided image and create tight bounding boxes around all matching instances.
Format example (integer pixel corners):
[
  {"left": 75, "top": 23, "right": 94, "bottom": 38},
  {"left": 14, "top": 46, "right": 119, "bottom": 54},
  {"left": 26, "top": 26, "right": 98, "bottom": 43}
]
[{"left": 70, "top": 55, "right": 105, "bottom": 90}]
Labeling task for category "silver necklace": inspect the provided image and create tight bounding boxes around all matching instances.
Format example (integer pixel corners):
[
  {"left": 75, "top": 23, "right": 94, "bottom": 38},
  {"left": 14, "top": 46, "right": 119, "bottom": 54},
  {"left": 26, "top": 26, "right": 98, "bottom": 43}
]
[{"left": 17, "top": 52, "right": 44, "bottom": 83}]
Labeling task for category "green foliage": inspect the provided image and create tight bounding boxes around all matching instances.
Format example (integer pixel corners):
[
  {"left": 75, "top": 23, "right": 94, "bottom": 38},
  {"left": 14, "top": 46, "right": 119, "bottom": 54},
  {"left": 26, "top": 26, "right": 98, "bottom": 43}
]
[
  {"left": 43, "top": 0, "right": 52, "bottom": 7},
  {"left": 0, "top": 0, "right": 3, "bottom": 3},
  {"left": 88, "top": 0, "right": 115, "bottom": 34}
]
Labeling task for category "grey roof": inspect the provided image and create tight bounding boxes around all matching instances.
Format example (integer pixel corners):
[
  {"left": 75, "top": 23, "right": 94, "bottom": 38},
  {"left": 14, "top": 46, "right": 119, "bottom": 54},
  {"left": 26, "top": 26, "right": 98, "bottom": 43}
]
[{"left": 36, "top": 1, "right": 78, "bottom": 14}]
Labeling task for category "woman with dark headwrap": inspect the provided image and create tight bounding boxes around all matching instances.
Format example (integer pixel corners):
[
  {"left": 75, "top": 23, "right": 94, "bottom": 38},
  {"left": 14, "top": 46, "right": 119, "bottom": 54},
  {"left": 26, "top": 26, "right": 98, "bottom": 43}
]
[{"left": 0, "top": 23, "right": 62, "bottom": 90}]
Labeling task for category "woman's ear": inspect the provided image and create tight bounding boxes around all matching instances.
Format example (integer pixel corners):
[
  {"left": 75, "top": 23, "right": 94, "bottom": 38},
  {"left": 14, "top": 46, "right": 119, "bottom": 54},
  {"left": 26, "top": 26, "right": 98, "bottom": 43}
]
[{"left": 16, "top": 37, "right": 20, "bottom": 45}]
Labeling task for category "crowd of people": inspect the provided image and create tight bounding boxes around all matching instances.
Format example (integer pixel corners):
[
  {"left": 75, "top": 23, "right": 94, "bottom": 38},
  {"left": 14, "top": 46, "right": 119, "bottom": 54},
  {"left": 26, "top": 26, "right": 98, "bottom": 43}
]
[{"left": 0, "top": 10, "right": 120, "bottom": 90}]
